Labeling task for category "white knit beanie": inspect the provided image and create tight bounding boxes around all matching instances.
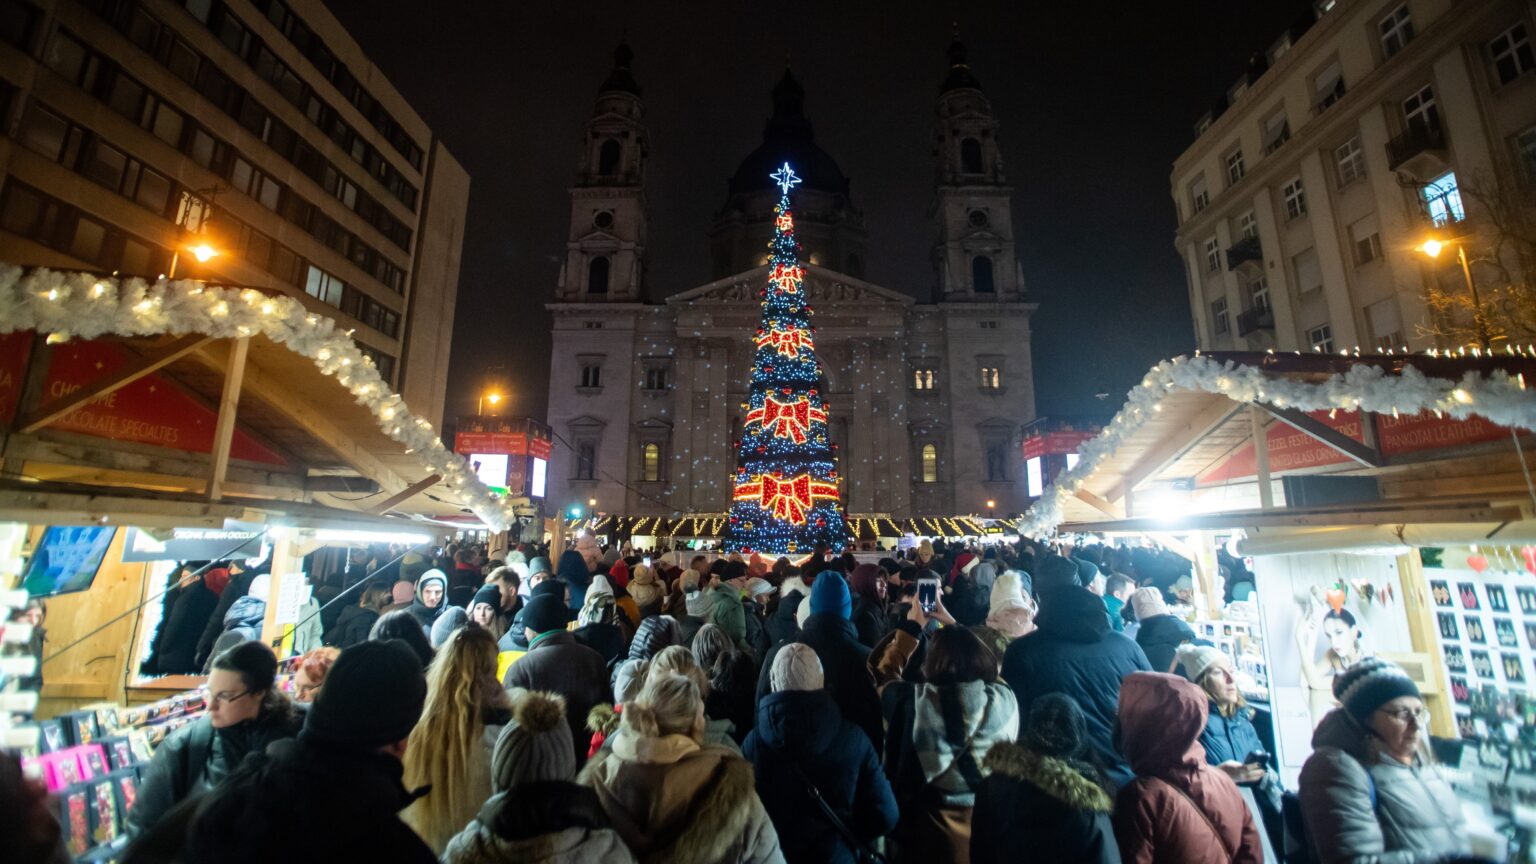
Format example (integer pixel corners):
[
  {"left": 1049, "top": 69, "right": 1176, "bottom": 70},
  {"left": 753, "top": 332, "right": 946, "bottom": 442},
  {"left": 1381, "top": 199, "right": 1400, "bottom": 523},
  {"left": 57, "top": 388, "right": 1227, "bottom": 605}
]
[
  {"left": 1176, "top": 644, "right": 1230, "bottom": 684},
  {"left": 1131, "top": 587, "right": 1168, "bottom": 620},
  {"left": 770, "top": 643, "right": 824, "bottom": 692}
]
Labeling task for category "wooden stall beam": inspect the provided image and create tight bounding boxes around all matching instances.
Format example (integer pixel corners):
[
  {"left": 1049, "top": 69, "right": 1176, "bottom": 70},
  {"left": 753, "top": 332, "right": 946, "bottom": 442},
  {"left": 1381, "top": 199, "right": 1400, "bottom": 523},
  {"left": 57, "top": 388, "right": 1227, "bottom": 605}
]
[
  {"left": 1111, "top": 398, "right": 1244, "bottom": 504},
  {"left": 368, "top": 474, "right": 441, "bottom": 514},
  {"left": 206, "top": 338, "right": 249, "bottom": 501},
  {"left": 1260, "top": 404, "right": 1383, "bottom": 467}
]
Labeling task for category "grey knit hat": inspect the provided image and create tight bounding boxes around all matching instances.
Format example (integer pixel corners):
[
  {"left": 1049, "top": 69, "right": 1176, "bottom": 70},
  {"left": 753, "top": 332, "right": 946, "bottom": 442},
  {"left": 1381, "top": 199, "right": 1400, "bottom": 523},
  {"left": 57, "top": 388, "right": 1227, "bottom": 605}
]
[
  {"left": 429, "top": 606, "right": 468, "bottom": 648},
  {"left": 770, "top": 643, "right": 824, "bottom": 692},
  {"left": 1023, "top": 692, "right": 1087, "bottom": 759},
  {"left": 492, "top": 690, "right": 573, "bottom": 792},
  {"left": 1333, "top": 657, "right": 1420, "bottom": 724}
]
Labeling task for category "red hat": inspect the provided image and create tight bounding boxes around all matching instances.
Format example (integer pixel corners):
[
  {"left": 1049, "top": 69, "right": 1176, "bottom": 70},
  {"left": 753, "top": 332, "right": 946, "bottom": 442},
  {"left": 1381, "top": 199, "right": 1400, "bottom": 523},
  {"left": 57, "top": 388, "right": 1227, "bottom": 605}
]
[
  {"left": 948, "top": 553, "right": 978, "bottom": 585},
  {"left": 608, "top": 560, "right": 630, "bottom": 589},
  {"left": 203, "top": 567, "right": 231, "bottom": 597}
]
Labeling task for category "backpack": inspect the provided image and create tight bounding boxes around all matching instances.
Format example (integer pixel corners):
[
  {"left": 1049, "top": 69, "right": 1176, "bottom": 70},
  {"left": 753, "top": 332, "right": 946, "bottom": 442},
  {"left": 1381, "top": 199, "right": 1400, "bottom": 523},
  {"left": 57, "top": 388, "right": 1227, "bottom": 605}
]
[{"left": 1282, "top": 767, "right": 1375, "bottom": 864}]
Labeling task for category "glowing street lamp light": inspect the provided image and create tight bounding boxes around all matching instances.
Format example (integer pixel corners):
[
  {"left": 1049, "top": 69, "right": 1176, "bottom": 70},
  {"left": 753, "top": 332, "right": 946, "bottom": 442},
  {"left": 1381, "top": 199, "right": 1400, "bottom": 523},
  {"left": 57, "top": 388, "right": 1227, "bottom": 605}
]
[
  {"left": 477, "top": 391, "right": 504, "bottom": 415},
  {"left": 190, "top": 243, "right": 219, "bottom": 263},
  {"left": 1418, "top": 234, "right": 1489, "bottom": 349}
]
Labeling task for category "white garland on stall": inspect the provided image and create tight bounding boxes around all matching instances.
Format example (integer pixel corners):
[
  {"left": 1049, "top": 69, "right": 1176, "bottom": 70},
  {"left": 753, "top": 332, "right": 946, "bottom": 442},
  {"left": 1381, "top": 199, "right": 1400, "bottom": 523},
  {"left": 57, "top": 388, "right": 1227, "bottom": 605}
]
[
  {"left": 0, "top": 266, "right": 513, "bottom": 530},
  {"left": 1017, "top": 351, "right": 1536, "bottom": 539}
]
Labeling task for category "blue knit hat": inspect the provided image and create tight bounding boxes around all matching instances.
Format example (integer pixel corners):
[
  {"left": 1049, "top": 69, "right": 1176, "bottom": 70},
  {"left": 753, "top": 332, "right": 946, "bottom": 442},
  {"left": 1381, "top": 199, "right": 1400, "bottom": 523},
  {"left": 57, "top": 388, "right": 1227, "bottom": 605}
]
[
  {"left": 809, "top": 573, "right": 852, "bottom": 620},
  {"left": 1334, "top": 657, "right": 1420, "bottom": 724}
]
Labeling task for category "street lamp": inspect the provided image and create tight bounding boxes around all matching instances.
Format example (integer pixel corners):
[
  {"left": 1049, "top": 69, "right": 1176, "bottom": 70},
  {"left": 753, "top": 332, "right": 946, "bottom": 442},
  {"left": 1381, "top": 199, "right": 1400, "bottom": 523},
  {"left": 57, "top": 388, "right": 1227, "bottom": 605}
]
[
  {"left": 166, "top": 241, "right": 220, "bottom": 279},
  {"left": 985, "top": 499, "right": 996, "bottom": 519},
  {"left": 1419, "top": 235, "right": 1490, "bottom": 349},
  {"left": 477, "top": 391, "right": 503, "bottom": 415}
]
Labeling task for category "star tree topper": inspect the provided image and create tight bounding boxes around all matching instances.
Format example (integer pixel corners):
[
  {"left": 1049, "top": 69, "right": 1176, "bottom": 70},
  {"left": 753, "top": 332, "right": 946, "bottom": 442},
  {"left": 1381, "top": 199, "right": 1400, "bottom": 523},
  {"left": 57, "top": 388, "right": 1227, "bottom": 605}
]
[{"left": 771, "top": 162, "right": 801, "bottom": 195}]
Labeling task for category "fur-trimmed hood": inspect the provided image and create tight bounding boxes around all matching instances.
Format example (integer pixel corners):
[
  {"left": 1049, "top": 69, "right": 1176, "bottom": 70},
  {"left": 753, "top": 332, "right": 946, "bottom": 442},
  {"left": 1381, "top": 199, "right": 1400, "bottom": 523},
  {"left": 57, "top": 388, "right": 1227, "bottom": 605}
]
[
  {"left": 579, "top": 742, "right": 780, "bottom": 864},
  {"left": 983, "top": 742, "right": 1112, "bottom": 813}
]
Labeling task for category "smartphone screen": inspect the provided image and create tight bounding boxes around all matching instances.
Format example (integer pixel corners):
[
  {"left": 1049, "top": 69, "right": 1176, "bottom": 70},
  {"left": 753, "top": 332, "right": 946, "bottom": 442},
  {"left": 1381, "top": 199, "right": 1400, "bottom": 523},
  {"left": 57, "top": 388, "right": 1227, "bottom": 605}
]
[
  {"left": 918, "top": 579, "right": 939, "bottom": 612},
  {"left": 643, "top": 557, "right": 652, "bottom": 568}
]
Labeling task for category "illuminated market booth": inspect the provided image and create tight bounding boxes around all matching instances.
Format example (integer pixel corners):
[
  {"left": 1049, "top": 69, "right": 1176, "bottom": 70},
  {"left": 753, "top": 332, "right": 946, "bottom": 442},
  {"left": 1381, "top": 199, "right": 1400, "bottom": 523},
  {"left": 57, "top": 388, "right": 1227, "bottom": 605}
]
[
  {"left": 0, "top": 267, "right": 521, "bottom": 859},
  {"left": 562, "top": 513, "right": 998, "bottom": 552},
  {"left": 1019, "top": 350, "right": 1536, "bottom": 858}
]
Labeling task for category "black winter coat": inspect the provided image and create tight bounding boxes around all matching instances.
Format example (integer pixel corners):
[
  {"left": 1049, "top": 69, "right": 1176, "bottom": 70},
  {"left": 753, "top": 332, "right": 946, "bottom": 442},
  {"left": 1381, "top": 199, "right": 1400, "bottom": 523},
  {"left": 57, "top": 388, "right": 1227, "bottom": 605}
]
[
  {"left": 326, "top": 605, "right": 381, "bottom": 650},
  {"left": 194, "top": 570, "right": 257, "bottom": 670},
  {"left": 764, "top": 591, "right": 803, "bottom": 646},
  {"left": 153, "top": 583, "right": 219, "bottom": 675},
  {"left": 1135, "top": 614, "right": 1196, "bottom": 674},
  {"left": 972, "top": 742, "right": 1121, "bottom": 864},
  {"left": 756, "top": 614, "right": 884, "bottom": 753},
  {"left": 502, "top": 631, "right": 610, "bottom": 763},
  {"left": 742, "top": 690, "right": 898, "bottom": 864},
  {"left": 128, "top": 706, "right": 302, "bottom": 838},
  {"left": 706, "top": 651, "right": 759, "bottom": 743},
  {"left": 573, "top": 622, "right": 626, "bottom": 666},
  {"left": 179, "top": 737, "right": 436, "bottom": 864},
  {"left": 850, "top": 597, "right": 888, "bottom": 649},
  {"left": 1001, "top": 587, "right": 1151, "bottom": 789}
]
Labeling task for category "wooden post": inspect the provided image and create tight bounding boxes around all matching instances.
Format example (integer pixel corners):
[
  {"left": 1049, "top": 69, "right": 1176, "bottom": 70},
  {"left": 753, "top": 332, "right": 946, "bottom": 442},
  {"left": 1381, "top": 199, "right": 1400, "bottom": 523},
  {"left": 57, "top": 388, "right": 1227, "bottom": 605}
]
[
  {"left": 1395, "top": 550, "right": 1455, "bottom": 737},
  {"left": 259, "top": 531, "right": 300, "bottom": 655},
  {"left": 1252, "top": 405, "right": 1275, "bottom": 509},
  {"left": 207, "top": 338, "right": 249, "bottom": 501},
  {"left": 547, "top": 517, "right": 565, "bottom": 563}
]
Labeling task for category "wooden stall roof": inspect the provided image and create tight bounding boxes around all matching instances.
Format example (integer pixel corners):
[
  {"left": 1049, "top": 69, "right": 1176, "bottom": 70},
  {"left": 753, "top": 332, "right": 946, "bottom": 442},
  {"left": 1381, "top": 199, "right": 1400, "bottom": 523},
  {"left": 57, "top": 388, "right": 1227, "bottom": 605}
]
[
  {"left": 4, "top": 332, "right": 482, "bottom": 524},
  {"left": 1051, "top": 352, "right": 1536, "bottom": 532}
]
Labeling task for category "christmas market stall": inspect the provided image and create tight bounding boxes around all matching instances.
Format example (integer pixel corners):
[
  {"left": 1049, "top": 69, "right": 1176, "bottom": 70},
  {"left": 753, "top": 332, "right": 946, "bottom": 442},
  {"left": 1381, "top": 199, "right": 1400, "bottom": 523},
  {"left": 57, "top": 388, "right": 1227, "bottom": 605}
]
[
  {"left": 1019, "top": 349, "right": 1536, "bottom": 859},
  {"left": 0, "top": 267, "right": 522, "bottom": 860}
]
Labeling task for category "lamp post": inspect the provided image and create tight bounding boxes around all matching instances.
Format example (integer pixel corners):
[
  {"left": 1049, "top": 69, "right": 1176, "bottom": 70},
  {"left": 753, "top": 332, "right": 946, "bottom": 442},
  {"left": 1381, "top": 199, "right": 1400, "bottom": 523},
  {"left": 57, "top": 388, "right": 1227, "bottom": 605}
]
[
  {"left": 1419, "top": 237, "right": 1491, "bottom": 350},
  {"left": 477, "top": 391, "right": 503, "bottom": 416},
  {"left": 986, "top": 499, "right": 996, "bottom": 520}
]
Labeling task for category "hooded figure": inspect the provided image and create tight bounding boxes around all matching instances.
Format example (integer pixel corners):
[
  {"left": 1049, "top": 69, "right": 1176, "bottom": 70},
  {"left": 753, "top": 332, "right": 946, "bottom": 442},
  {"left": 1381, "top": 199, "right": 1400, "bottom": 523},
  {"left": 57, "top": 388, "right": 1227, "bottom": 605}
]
[
  {"left": 408, "top": 570, "right": 449, "bottom": 632},
  {"left": 442, "top": 691, "right": 635, "bottom": 864},
  {"left": 973, "top": 694, "right": 1120, "bottom": 864},
  {"left": 742, "top": 645, "right": 899, "bottom": 864},
  {"left": 985, "top": 570, "right": 1036, "bottom": 640},
  {"left": 847, "top": 564, "right": 889, "bottom": 649},
  {"left": 765, "top": 576, "right": 808, "bottom": 645},
  {"left": 573, "top": 577, "right": 626, "bottom": 666},
  {"left": 1001, "top": 586, "right": 1151, "bottom": 788},
  {"left": 1112, "top": 673, "right": 1263, "bottom": 864},
  {"left": 628, "top": 565, "right": 664, "bottom": 615},
  {"left": 555, "top": 550, "right": 592, "bottom": 613},
  {"left": 1130, "top": 588, "right": 1195, "bottom": 674}
]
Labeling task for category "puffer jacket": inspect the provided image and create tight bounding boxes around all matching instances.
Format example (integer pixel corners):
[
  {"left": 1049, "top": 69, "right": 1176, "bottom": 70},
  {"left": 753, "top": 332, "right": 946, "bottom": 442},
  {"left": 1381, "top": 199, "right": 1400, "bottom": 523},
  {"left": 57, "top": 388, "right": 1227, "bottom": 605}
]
[
  {"left": 1135, "top": 614, "right": 1195, "bottom": 675},
  {"left": 219, "top": 594, "right": 266, "bottom": 641},
  {"left": 1112, "top": 673, "right": 1262, "bottom": 864},
  {"left": 756, "top": 613, "right": 884, "bottom": 753},
  {"left": 1002, "top": 587, "right": 1151, "bottom": 787},
  {"left": 1297, "top": 708, "right": 1467, "bottom": 864},
  {"left": 580, "top": 735, "right": 784, "bottom": 864},
  {"left": 972, "top": 741, "right": 1120, "bottom": 864},
  {"left": 442, "top": 780, "right": 636, "bottom": 864},
  {"left": 1199, "top": 703, "right": 1265, "bottom": 767}
]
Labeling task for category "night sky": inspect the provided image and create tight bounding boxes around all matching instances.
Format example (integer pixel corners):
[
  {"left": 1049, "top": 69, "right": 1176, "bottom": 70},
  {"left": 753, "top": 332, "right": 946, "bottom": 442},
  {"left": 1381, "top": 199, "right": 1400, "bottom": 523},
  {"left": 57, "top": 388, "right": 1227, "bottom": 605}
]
[{"left": 325, "top": 0, "right": 1306, "bottom": 426}]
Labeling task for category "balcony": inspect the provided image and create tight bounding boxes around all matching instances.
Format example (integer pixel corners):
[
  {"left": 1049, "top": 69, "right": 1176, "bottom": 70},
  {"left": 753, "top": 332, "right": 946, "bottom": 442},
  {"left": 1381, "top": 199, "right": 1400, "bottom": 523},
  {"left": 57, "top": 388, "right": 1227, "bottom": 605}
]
[
  {"left": 1237, "top": 307, "right": 1275, "bottom": 336},
  {"left": 1226, "top": 235, "right": 1263, "bottom": 270},
  {"left": 1386, "top": 125, "right": 1447, "bottom": 173}
]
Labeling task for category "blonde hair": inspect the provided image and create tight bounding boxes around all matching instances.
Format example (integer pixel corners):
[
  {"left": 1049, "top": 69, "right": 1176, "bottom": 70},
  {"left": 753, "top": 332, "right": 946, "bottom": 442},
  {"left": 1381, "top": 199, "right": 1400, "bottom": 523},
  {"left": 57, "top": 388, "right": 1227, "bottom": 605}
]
[
  {"left": 650, "top": 645, "right": 709, "bottom": 697},
  {"left": 1198, "top": 666, "right": 1248, "bottom": 718},
  {"left": 402, "top": 626, "right": 503, "bottom": 853},
  {"left": 622, "top": 672, "right": 704, "bottom": 740}
]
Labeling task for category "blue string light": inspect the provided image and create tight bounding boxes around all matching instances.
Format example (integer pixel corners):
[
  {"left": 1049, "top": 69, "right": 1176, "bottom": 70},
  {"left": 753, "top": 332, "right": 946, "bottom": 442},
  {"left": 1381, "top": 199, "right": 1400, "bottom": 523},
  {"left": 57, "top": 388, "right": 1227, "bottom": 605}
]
[{"left": 723, "top": 162, "right": 849, "bottom": 555}]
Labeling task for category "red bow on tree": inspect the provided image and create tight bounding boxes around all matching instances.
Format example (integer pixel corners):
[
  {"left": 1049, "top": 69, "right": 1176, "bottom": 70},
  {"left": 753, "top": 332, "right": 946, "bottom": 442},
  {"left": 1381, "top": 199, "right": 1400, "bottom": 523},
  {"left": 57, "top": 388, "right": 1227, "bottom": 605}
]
[
  {"left": 755, "top": 327, "right": 814, "bottom": 359},
  {"left": 768, "top": 263, "right": 804, "bottom": 294},
  {"left": 733, "top": 473, "right": 840, "bottom": 524},
  {"left": 745, "top": 396, "right": 827, "bottom": 444}
]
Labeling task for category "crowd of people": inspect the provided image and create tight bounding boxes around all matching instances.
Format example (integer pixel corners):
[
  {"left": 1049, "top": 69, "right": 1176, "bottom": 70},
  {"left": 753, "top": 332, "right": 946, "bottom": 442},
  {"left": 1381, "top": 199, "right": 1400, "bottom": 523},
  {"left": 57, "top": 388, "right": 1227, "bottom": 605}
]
[{"left": 8, "top": 536, "right": 1478, "bottom": 864}]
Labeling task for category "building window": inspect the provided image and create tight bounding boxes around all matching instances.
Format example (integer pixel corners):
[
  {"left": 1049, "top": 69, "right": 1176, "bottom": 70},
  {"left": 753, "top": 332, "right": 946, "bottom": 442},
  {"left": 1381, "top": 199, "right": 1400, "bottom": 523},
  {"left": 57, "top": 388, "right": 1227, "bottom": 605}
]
[
  {"left": 583, "top": 321, "right": 604, "bottom": 330},
  {"left": 1378, "top": 4, "right": 1414, "bottom": 58},
  {"left": 1489, "top": 22, "right": 1534, "bottom": 85},
  {"left": 971, "top": 256, "right": 995, "bottom": 293},
  {"left": 1403, "top": 85, "right": 1439, "bottom": 134},
  {"left": 1247, "top": 276, "right": 1270, "bottom": 313},
  {"left": 579, "top": 364, "right": 602, "bottom": 389},
  {"left": 1212, "top": 297, "right": 1230, "bottom": 336},
  {"left": 642, "top": 367, "right": 668, "bottom": 391},
  {"left": 1313, "top": 58, "right": 1345, "bottom": 112},
  {"left": 978, "top": 321, "right": 998, "bottom": 329},
  {"left": 576, "top": 442, "right": 596, "bottom": 480},
  {"left": 1294, "top": 247, "right": 1323, "bottom": 294},
  {"left": 1237, "top": 210, "right": 1258, "bottom": 240},
  {"left": 588, "top": 256, "right": 610, "bottom": 294},
  {"left": 967, "top": 209, "right": 988, "bottom": 227},
  {"left": 984, "top": 439, "right": 1008, "bottom": 482},
  {"left": 1262, "top": 109, "right": 1290, "bottom": 155},
  {"left": 979, "top": 366, "right": 1002, "bottom": 390},
  {"left": 1307, "top": 323, "right": 1335, "bottom": 353},
  {"left": 960, "top": 137, "right": 983, "bottom": 174},
  {"left": 598, "top": 138, "right": 621, "bottom": 175},
  {"left": 920, "top": 443, "right": 938, "bottom": 483},
  {"left": 1368, "top": 299, "right": 1406, "bottom": 350},
  {"left": 641, "top": 442, "right": 660, "bottom": 482},
  {"left": 1350, "top": 216, "right": 1382, "bottom": 265},
  {"left": 1190, "top": 175, "right": 1209, "bottom": 213},
  {"left": 1225, "top": 147, "right": 1246, "bottom": 185},
  {"left": 17, "top": 103, "right": 69, "bottom": 161},
  {"left": 1204, "top": 237, "right": 1221, "bottom": 272},
  {"left": 912, "top": 364, "right": 937, "bottom": 391},
  {"left": 1283, "top": 177, "right": 1307, "bottom": 220},
  {"left": 1334, "top": 136, "right": 1366, "bottom": 186},
  {"left": 304, "top": 265, "right": 344, "bottom": 307},
  {"left": 1422, "top": 172, "right": 1465, "bottom": 226},
  {"left": 1515, "top": 125, "right": 1536, "bottom": 181}
]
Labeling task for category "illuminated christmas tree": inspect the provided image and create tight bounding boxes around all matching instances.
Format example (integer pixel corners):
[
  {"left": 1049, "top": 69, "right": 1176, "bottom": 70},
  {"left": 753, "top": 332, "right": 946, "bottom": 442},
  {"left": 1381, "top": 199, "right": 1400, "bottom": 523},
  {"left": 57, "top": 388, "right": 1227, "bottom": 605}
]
[{"left": 724, "top": 162, "right": 849, "bottom": 555}]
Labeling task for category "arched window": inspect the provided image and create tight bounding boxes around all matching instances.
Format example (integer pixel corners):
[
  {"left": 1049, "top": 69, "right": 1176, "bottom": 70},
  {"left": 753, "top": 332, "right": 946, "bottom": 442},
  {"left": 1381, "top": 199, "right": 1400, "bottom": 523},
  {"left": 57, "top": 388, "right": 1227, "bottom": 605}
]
[
  {"left": 921, "top": 443, "right": 938, "bottom": 484},
  {"left": 960, "top": 137, "right": 983, "bottom": 174},
  {"left": 972, "top": 255, "right": 995, "bottom": 293},
  {"left": 598, "top": 139, "right": 621, "bottom": 175},
  {"left": 641, "top": 442, "right": 660, "bottom": 482},
  {"left": 588, "top": 256, "right": 610, "bottom": 294}
]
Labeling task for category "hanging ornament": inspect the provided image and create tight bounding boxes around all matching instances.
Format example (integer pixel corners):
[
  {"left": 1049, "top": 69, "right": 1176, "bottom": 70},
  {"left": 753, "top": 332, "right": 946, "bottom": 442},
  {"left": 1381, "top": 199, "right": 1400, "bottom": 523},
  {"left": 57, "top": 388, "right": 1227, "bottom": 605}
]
[
  {"left": 1523, "top": 546, "right": 1536, "bottom": 575},
  {"left": 1467, "top": 553, "right": 1490, "bottom": 573}
]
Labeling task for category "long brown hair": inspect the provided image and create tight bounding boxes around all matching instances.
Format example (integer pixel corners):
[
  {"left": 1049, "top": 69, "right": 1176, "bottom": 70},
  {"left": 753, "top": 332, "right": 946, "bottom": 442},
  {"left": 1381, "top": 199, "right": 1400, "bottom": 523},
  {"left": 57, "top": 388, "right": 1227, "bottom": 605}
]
[{"left": 401, "top": 626, "right": 504, "bottom": 852}]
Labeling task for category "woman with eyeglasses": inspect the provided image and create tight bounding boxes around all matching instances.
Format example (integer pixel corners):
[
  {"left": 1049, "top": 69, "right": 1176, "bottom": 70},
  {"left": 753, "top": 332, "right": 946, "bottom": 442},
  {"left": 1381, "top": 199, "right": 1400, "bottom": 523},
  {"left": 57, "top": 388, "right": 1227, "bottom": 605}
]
[
  {"left": 1298, "top": 658, "right": 1468, "bottom": 863},
  {"left": 127, "top": 641, "right": 301, "bottom": 839}
]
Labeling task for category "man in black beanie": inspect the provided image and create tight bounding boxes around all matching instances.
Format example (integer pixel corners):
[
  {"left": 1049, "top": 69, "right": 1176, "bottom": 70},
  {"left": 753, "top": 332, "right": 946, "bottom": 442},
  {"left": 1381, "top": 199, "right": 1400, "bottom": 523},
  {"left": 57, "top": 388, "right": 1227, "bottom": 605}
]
[{"left": 175, "top": 640, "right": 434, "bottom": 864}]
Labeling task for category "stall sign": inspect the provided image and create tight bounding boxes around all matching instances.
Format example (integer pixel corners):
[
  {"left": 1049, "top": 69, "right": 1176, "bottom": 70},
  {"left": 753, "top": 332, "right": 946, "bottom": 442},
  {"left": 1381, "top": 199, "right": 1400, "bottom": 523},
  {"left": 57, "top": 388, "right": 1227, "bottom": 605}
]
[
  {"left": 121, "top": 523, "right": 266, "bottom": 562},
  {"left": 40, "top": 342, "right": 287, "bottom": 466},
  {"left": 1022, "top": 430, "right": 1097, "bottom": 460},
  {"left": 0, "top": 331, "right": 34, "bottom": 424}
]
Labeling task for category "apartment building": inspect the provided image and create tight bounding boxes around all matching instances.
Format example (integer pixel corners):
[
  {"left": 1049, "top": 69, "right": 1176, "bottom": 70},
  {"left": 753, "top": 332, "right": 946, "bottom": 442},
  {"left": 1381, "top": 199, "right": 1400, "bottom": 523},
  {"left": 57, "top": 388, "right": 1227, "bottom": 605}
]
[
  {"left": 1171, "top": 0, "right": 1536, "bottom": 354},
  {"left": 0, "top": 0, "right": 468, "bottom": 421}
]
